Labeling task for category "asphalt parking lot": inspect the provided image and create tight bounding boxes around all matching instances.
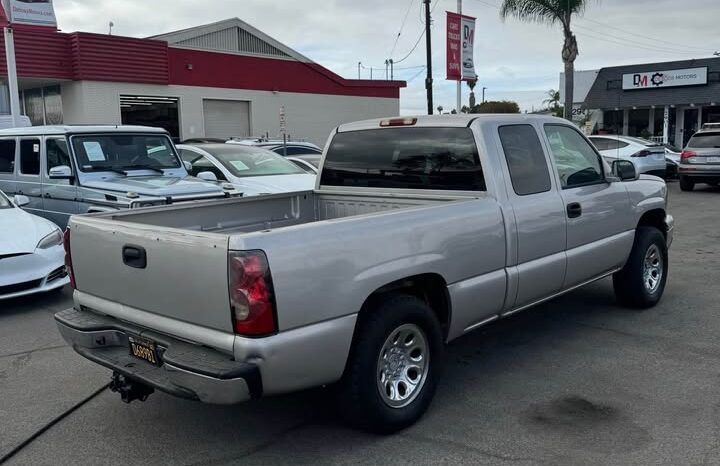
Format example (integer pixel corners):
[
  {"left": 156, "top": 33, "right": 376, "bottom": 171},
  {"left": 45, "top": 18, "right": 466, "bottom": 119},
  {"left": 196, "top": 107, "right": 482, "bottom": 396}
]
[{"left": 1, "top": 181, "right": 719, "bottom": 466}]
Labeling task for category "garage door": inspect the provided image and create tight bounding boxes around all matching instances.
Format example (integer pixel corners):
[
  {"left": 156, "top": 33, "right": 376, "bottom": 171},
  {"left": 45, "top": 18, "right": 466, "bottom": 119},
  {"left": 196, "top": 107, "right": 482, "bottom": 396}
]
[{"left": 203, "top": 99, "right": 250, "bottom": 139}]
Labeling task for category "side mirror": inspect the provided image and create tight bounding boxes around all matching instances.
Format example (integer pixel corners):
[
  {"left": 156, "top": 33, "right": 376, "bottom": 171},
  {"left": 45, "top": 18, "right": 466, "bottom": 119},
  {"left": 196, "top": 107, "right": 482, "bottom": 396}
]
[
  {"left": 612, "top": 160, "right": 639, "bottom": 181},
  {"left": 196, "top": 171, "right": 218, "bottom": 182},
  {"left": 183, "top": 161, "right": 192, "bottom": 171},
  {"left": 14, "top": 194, "right": 30, "bottom": 207},
  {"left": 49, "top": 165, "right": 73, "bottom": 179}
]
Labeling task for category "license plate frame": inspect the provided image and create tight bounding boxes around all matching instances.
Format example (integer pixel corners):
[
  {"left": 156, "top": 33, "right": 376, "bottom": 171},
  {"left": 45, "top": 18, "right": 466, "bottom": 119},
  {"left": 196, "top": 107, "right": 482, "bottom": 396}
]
[
  {"left": 128, "top": 335, "right": 161, "bottom": 366},
  {"left": 707, "top": 156, "right": 720, "bottom": 163}
]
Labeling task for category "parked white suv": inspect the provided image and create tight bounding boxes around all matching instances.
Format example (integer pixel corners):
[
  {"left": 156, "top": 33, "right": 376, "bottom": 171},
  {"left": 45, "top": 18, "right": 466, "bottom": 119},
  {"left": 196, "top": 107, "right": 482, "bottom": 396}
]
[{"left": 588, "top": 135, "right": 666, "bottom": 177}]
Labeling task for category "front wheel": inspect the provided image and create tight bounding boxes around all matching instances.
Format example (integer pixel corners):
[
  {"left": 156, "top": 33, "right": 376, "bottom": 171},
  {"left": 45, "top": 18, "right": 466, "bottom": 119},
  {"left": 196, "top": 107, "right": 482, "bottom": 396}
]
[
  {"left": 338, "top": 295, "right": 443, "bottom": 434},
  {"left": 613, "top": 227, "right": 668, "bottom": 309},
  {"left": 679, "top": 176, "right": 695, "bottom": 191}
]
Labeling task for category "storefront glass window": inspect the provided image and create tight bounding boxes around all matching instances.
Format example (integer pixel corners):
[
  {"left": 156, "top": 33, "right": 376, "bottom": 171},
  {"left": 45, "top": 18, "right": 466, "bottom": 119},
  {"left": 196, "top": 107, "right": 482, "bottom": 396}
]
[
  {"left": 23, "top": 88, "right": 44, "bottom": 126},
  {"left": 601, "top": 110, "right": 623, "bottom": 135},
  {"left": 20, "top": 86, "right": 64, "bottom": 125},
  {"left": 628, "top": 109, "right": 650, "bottom": 138},
  {"left": 43, "top": 86, "right": 63, "bottom": 125}
]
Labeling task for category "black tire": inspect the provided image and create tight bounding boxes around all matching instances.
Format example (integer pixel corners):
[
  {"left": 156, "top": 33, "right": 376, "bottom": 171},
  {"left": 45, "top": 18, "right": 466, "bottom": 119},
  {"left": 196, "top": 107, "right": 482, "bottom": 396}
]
[
  {"left": 613, "top": 227, "right": 668, "bottom": 309},
  {"left": 679, "top": 176, "right": 695, "bottom": 191},
  {"left": 338, "top": 294, "right": 443, "bottom": 434}
]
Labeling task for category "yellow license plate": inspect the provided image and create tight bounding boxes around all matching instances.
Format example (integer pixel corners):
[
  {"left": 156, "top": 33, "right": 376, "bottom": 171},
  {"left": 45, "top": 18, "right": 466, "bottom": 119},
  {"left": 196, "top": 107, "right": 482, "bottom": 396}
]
[{"left": 128, "top": 336, "right": 160, "bottom": 366}]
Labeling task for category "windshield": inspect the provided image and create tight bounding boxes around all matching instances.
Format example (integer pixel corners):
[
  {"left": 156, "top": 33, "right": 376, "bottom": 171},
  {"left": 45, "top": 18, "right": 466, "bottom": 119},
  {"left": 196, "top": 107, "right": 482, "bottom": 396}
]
[
  {"left": 0, "top": 191, "right": 11, "bottom": 209},
  {"left": 71, "top": 134, "right": 181, "bottom": 172},
  {"left": 688, "top": 132, "right": 720, "bottom": 148},
  {"left": 201, "top": 146, "right": 305, "bottom": 177}
]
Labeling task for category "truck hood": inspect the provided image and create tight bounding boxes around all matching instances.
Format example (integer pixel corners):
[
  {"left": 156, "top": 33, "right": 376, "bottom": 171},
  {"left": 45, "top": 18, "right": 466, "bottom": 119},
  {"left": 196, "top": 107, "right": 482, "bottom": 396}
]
[
  {"left": 0, "top": 208, "right": 58, "bottom": 254},
  {"left": 83, "top": 175, "right": 224, "bottom": 197},
  {"left": 232, "top": 174, "right": 316, "bottom": 196}
]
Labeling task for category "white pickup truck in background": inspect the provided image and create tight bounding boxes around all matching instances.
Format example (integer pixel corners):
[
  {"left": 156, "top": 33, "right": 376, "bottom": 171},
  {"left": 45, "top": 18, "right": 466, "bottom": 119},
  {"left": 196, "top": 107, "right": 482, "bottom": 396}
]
[{"left": 55, "top": 115, "right": 673, "bottom": 433}]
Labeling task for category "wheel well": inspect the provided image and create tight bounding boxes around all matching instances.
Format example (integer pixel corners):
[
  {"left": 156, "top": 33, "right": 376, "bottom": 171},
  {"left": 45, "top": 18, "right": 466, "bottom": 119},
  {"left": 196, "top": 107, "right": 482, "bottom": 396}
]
[
  {"left": 638, "top": 209, "right": 667, "bottom": 238},
  {"left": 360, "top": 274, "right": 451, "bottom": 338}
]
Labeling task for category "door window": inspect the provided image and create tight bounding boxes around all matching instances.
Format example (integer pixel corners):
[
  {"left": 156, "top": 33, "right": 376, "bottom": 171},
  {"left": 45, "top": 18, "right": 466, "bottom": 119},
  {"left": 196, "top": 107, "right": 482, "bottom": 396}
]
[
  {"left": 46, "top": 138, "right": 71, "bottom": 173},
  {"left": 0, "top": 139, "right": 16, "bottom": 173},
  {"left": 498, "top": 125, "right": 551, "bottom": 195},
  {"left": 182, "top": 152, "right": 227, "bottom": 181},
  {"left": 544, "top": 125, "right": 604, "bottom": 188},
  {"left": 20, "top": 139, "right": 41, "bottom": 175}
]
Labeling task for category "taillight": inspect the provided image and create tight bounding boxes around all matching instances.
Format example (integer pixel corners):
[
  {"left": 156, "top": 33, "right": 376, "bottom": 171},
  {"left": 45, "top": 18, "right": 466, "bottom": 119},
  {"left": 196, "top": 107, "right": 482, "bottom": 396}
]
[
  {"left": 380, "top": 117, "right": 417, "bottom": 127},
  {"left": 63, "top": 228, "right": 75, "bottom": 289},
  {"left": 229, "top": 251, "right": 277, "bottom": 336},
  {"left": 631, "top": 150, "right": 652, "bottom": 158},
  {"left": 681, "top": 150, "right": 697, "bottom": 161}
]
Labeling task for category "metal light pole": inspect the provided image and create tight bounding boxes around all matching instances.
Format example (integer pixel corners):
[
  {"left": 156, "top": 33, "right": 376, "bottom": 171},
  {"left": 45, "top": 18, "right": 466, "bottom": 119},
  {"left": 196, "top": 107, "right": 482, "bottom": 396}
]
[
  {"left": 456, "top": 0, "right": 462, "bottom": 114},
  {"left": 4, "top": 26, "right": 21, "bottom": 127},
  {"left": 358, "top": 62, "right": 361, "bottom": 79},
  {"left": 482, "top": 87, "right": 487, "bottom": 103},
  {"left": 424, "top": 0, "right": 433, "bottom": 115}
]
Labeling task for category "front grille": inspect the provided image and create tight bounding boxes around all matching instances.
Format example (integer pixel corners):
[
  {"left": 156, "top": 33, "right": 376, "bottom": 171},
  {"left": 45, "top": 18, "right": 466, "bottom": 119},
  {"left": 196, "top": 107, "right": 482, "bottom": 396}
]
[
  {"left": 0, "top": 279, "right": 43, "bottom": 296},
  {"left": 47, "top": 266, "right": 68, "bottom": 283}
]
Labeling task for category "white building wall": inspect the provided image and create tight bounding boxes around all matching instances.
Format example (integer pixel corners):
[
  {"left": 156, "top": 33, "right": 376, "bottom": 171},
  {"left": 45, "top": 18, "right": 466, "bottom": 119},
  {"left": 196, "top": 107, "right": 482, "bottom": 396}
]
[
  {"left": 61, "top": 81, "right": 399, "bottom": 146},
  {"left": 559, "top": 70, "right": 600, "bottom": 104}
]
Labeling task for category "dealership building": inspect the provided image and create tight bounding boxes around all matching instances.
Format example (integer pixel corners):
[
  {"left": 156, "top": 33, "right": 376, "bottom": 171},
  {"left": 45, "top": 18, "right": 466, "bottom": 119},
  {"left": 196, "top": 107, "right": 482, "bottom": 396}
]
[
  {"left": 562, "top": 57, "right": 720, "bottom": 147},
  {"left": 0, "top": 13, "right": 405, "bottom": 144}
]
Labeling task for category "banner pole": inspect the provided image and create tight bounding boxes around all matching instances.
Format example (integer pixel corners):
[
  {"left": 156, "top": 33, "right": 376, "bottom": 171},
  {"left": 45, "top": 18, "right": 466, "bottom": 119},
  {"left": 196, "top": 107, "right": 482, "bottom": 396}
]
[{"left": 456, "top": 0, "right": 462, "bottom": 113}]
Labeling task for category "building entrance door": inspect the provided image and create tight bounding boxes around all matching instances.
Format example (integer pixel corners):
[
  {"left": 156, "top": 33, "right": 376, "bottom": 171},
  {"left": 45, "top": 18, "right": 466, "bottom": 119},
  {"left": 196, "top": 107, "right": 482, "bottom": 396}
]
[{"left": 683, "top": 108, "right": 699, "bottom": 147}]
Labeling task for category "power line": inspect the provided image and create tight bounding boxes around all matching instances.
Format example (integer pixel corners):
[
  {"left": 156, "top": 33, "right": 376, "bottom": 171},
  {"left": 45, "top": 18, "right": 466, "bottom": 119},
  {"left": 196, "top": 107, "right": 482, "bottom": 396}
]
[
  {"left": 396, "top": 0, "right": 439, "bottom": 63},
  {"left": 390, "top": 0, "right": 416, "bottom": 58},
  {"left": 575, "top": 28, "right": 711, "bottom": 56}
]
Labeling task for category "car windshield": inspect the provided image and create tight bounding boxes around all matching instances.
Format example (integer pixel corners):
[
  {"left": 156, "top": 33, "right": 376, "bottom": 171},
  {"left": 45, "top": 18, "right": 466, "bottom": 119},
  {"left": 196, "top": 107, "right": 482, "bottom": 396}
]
[
  {"left": 202, "top": 145, "right": 306, "bottom": 177},
  {"left": 71, "top": 134, "right": 181, "bottom": 172},
  {"left": 688, "top": 132, "right": 720, "bottom": 148},
  {"left": 0, "top": 191, "right": 11, "bottom": 209}
]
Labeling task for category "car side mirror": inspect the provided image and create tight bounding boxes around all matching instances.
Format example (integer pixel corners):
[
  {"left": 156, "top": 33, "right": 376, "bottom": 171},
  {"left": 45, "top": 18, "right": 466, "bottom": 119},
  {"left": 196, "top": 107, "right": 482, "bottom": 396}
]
[
  {"left": 183, "top": 161, "right": 192, "bottom": 171},
  {"left": 612, "top": 160, "right": 639, "bottom": 181},
  {"left": 48, "top": 165, "right": 73, "bottom": 179},
  {"left": 14, "top": 194, "right": 30, "bottom": 207},
  {"left": 196, "top": 171, "right": 218, "bottom": 182}
]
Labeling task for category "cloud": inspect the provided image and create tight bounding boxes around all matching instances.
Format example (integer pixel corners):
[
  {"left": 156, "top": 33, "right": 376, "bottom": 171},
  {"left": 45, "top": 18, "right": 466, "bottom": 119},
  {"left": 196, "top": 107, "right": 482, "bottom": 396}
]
[{"left": 53, "top": 0, "right": 720, "bottom": 114}]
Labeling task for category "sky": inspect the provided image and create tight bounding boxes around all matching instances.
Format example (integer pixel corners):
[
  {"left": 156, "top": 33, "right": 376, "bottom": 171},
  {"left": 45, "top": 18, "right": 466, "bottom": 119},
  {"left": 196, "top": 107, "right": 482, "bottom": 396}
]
[{"left": 53, "top": 0, "right": 720, "bottom": 114}]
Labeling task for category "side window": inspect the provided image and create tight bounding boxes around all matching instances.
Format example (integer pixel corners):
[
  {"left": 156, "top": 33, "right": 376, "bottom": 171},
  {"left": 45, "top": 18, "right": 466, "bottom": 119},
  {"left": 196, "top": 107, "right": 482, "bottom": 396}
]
[
  {"left": 0, "top": 139, "right": 16, "bottom": 173},
  {"left": 20, "top": 139, "right": 41, "bottom": 175},
  {"left": 589, "top": 138, "right": 609, "bottom": 151},
  {"left": 498, "top": 125, "right": 552, "bottom": 196},
  {"left": 188, "top": 154, "right": 227, "bottom": 181},
  {"left": 544, "top": 125, "right": 604, "bottom": 189},
  {"left": 46, "top": 138, "right": 71, "bottom": 173}
]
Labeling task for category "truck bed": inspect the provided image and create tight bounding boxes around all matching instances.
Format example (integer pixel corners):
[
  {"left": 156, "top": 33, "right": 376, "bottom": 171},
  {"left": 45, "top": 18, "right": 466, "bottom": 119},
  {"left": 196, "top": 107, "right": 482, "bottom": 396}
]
[{"left": 96, "top": 190, "right": 471, "bottom": 234}]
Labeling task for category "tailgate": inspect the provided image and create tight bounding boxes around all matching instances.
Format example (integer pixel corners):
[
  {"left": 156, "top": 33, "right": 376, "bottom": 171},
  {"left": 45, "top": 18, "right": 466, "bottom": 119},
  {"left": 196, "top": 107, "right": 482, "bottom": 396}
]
[{"left": 68, "top": 216, "right": 232, "bottom": 332}]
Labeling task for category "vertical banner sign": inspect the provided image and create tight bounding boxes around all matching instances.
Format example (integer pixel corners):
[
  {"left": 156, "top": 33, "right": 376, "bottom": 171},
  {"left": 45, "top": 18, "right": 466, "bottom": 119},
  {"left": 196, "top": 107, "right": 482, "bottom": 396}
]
[
  {"left": 279, "top": 106, "right": 287, "bottom": 135},
  {"left": 6, "top": 0, "right": 57, "bottom": 26},
  {"left": 446, "top": 12, "right": 476, "bottom": 81}
]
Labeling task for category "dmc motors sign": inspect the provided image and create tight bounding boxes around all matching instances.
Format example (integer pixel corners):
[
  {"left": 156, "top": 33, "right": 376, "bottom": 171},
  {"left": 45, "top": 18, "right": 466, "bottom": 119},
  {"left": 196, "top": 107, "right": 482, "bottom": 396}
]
[{"left": 622, "top": 67, "right": 708, "bottom": 90}]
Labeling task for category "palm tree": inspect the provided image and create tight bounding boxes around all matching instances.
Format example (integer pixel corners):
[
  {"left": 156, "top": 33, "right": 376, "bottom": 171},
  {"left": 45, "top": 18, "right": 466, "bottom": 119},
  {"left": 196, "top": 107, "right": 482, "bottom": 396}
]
[
  {"left": 500, "top": 0, "right": 595, "bottom": 121},
  {"left": 543, "top": 89, "right": 560, "bottom": 109}
]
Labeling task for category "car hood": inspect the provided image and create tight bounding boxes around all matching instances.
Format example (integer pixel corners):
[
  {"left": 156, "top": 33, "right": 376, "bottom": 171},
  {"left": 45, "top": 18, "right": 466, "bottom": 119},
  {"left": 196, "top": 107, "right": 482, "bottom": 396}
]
[
  {"left": 0, "top": 208, "right": 58, "bottom": 254},
  {"left": 230, "top": 174, "right": 316, "bottom": 196},
  {"left": 82, "top": 175, "right": 224, "bottom": 197}
]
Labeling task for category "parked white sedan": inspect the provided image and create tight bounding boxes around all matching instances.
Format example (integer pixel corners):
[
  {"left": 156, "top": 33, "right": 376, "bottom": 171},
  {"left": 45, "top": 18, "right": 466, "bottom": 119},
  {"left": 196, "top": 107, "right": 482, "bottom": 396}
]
[
  {"left": 588, "top": 135, "right": 667, "bottom": 177},
  {"left": 177, "top": 144, "right": 316, "bottom": 196},
  {"left": 0, "top": 190, "right": 69, "bottom": 300}
]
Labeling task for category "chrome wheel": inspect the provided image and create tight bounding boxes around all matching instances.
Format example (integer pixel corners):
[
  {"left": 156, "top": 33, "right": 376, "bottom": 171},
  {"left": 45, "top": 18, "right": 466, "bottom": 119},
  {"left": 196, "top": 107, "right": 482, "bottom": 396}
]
[
  {"left": 643, "top": 244, "right": 663, "bottom": 294},
  {"left": 376, "top": 323, "right": 429, "bottom": 409}
]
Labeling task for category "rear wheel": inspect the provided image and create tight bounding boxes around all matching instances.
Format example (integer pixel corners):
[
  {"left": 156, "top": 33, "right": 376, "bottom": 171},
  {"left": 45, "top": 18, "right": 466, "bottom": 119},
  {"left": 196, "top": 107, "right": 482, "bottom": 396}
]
[
  {"left": 679, "top": 176, "right": 695, "bottom": 191},
  {"left": 338, "top": 295, "right": 443, "bottom": 434},
  {"left": 613, "top": 227, "right": 668, "bottom": 309}
]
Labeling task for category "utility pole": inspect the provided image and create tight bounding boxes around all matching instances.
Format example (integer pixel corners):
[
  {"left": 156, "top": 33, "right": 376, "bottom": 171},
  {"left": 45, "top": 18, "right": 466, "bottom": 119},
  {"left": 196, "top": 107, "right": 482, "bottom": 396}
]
[
  {"left": 456, "top": 0, "right": 462, "bottom": 115},
  {"left": 385, "top": 60, "right": 389, "bottom": 80},
  {"left": 390, "top": 59, "right": 394, "bottom": 80},
  {"left": 424, "top": 0, "right": 433, "bottom": 115},
  {"left": 358, "top": 62, "right": 361, "bottom": 79},
  {"left": 482, "top": 86, "right": 487, "bottom": 103}
]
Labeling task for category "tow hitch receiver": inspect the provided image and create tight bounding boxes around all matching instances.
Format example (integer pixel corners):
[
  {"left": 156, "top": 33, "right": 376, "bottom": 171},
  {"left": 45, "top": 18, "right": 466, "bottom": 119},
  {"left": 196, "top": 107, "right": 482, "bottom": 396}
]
[{"left": 109, "top": 372, "right": 154, "bottom": 403}]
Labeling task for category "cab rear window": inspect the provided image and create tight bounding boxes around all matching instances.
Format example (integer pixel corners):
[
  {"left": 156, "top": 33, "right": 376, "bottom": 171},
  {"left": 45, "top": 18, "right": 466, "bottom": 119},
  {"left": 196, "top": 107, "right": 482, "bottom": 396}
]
[{"left": 320, "top": 127, "right": 485, "bottom": 191}]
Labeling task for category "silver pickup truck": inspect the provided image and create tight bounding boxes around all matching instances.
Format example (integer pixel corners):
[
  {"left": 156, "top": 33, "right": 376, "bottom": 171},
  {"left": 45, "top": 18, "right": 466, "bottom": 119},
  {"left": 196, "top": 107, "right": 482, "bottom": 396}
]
[{"left": 55, "top": 115, "right": 673, "bottom": 433}]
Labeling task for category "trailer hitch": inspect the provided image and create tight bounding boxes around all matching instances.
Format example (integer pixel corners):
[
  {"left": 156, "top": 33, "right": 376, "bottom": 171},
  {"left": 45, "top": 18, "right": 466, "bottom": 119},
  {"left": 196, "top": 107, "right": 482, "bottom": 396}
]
[{"left": 109, "top": 372, "right": 154, "bottom": 403}]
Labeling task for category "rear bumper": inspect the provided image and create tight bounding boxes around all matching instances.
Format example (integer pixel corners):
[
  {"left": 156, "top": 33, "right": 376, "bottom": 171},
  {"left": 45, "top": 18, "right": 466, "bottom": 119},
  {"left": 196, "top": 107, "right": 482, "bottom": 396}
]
[{"left": 55, "top": 307, "right": 261, "bottom": 404}]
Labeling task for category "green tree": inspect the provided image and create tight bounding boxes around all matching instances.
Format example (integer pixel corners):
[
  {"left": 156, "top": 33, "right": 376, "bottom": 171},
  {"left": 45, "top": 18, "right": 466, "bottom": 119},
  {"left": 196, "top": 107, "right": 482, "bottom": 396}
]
[
  {"left": 472, "top": 100, "right": 520, "bottom": 114},
  {"left": 543, "top": 89, "right": 561, "bottom": 109},
  {"left": 500, "top": 0, "right": 596, "bottom": 121}
]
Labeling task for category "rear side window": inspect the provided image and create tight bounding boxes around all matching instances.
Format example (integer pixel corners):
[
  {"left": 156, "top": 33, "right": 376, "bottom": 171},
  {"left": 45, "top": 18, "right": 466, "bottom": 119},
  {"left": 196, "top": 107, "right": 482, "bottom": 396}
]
[
  {"left": 320, "top": 127, "right": 485, "bottom": 191},
  {"left": 498, "top": 125, "right": 551, "bottom": 195},
  {"left": 0, "top": 139, "right": 15, "bottom": 173},
  {"left": 688, "top": 132, "right": 720, "bottom": 148},
  {"left": 589, "top": 138, "right": 609, "bottom": 150},
  {"left": 20, "top": 139, "right": 40, "bottom": 175}
]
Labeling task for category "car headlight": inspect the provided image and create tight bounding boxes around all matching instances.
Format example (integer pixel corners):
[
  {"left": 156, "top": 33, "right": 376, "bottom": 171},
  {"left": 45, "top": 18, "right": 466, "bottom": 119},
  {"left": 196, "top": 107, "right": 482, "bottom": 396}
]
[{"left": 36, "top": 229, "right": 63, "bottom": 249}]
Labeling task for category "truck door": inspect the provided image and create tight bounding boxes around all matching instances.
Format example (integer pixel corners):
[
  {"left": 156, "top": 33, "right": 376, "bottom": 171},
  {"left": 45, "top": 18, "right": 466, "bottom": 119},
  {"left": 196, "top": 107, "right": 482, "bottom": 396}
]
[
  {"left": 497, "top": 124, "right": 567, "bottom": 311},
  {"left": 16, "top": 138, "right": 44, "bottom": 218},
  {"left": 42, "top": 137, "right": 78, "bottom": 228},
  {"left": 542, "top": 124, "right": 634, "bottom": 288}
]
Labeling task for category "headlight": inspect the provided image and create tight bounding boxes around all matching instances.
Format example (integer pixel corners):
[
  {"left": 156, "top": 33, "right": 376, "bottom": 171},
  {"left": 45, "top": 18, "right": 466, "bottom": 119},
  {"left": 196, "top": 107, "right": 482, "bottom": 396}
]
[{"left": 36, "top": 229, "right": 63, "bottom": 249}]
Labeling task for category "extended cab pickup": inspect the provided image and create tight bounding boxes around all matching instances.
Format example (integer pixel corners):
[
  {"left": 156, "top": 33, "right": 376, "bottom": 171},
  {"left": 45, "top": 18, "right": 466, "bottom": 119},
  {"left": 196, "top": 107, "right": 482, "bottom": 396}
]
[{"left": 56, "top": 115, "right": 673, "bottom": 433}]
